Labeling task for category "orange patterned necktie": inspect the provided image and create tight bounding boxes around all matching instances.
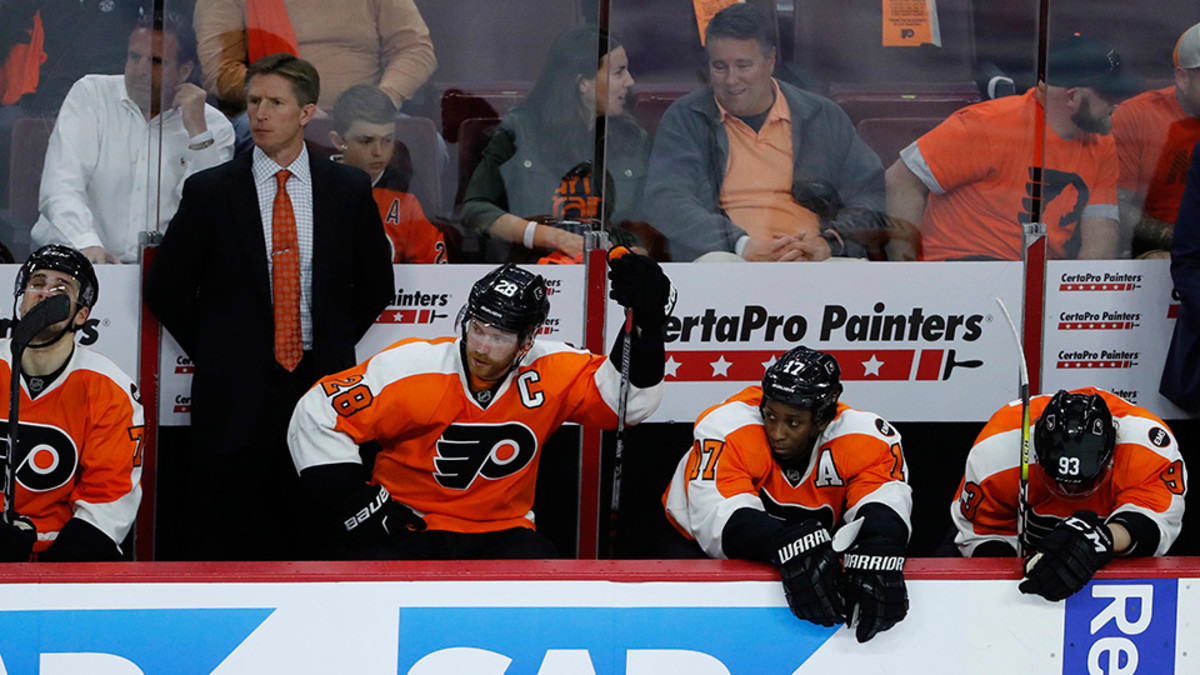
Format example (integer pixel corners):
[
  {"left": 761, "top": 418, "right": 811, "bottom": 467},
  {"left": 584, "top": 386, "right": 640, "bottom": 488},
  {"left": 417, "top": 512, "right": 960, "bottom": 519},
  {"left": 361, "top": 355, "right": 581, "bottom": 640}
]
[{"left": 272, "top": 169, "right": 302, "bottom": 371}]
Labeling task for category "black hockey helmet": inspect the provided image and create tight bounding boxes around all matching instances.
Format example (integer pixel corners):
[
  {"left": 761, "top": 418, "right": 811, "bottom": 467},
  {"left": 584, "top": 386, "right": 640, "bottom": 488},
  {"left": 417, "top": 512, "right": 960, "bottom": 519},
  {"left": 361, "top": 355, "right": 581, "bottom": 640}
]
[
  {"left": 463, "top": 264, "right": 550, "bottom": 344},
  {"left": 761, "top": 346, "right": 843, "bottom": 426},
  {"left": 1034, "top": 390, "right": 1117, "bottom": 498},
  {"left": 15, "top": 244, "right": 99, "bottom": 309}
]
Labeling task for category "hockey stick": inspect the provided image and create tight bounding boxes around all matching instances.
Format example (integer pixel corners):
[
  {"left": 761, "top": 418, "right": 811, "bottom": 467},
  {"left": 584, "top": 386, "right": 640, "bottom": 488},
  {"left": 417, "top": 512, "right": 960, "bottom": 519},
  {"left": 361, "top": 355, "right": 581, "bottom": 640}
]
[
  {"left": 994, "top": 297, "right": 1031, "bottom": 558},
  {"left": 607, "top": 246, "right": 634, "bottom": 557},
  {"left": 4, "top": 294, "right": 73, "bottom": 526}
]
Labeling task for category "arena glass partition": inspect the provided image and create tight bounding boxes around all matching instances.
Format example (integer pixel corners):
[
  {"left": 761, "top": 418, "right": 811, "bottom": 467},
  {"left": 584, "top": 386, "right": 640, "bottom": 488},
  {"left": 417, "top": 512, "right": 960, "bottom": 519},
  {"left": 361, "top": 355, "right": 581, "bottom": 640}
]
[
  {"left": 2, "top": 1, "right": 1200, "bottom": 672},
  {"left": 1, "top": 0, "right": 1194, "bottom": 565}
]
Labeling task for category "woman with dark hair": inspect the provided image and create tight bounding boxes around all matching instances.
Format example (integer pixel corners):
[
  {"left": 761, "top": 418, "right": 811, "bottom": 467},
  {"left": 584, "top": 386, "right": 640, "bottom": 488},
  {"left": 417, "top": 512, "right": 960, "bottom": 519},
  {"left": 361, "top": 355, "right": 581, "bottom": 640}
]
[{"left": 459, "top": 24, "right": 648, "bottom": 262}]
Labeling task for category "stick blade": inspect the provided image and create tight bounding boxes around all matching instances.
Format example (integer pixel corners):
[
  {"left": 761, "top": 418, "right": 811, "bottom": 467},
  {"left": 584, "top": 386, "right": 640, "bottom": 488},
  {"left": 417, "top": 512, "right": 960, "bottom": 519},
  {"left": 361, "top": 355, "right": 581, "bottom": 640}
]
[{"left": 11, "top": 294, "right": 73, "bottom": 353}]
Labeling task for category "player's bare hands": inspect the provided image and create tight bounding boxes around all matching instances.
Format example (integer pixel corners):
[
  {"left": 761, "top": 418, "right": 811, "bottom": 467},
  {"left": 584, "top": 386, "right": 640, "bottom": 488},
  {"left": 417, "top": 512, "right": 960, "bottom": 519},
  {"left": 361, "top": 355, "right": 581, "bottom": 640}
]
[
  {"left": 81, "top": 246, "right": 120, "bottom": 264},
  {"left": 173, "top": 83, "right": 209, "bottom": 138}
]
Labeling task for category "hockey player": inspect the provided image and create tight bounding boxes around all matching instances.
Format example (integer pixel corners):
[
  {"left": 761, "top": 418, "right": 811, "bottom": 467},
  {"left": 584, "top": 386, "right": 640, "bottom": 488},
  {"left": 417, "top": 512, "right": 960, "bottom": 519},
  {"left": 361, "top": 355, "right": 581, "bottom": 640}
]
[
  {"left": 0, "top": 245, "right": 143, "bottom": 562},
  {"left": 663, "top": 346, "right": 912, "bottom": 642},
  {"left": 288, "top": 256, "right": 671, "bottom": 559},
  {"left": 952, "top": 388, "right": 1186, "bottom": 601}
]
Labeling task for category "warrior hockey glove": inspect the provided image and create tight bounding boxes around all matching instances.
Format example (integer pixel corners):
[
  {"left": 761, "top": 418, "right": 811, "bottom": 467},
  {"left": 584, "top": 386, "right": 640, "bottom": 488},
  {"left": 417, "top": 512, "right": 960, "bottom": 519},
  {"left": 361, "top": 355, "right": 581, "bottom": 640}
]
[
  {"left": 341, "top": 484, "right": 426, "bottom": 549},
  {"left": 771, "top": 520, "right": 846, "bottom": 627},
  {"left": 0, "top": 514, "right": 36, "bottom": 562},
  {"left": 841, "top": 536, "right": 909, "bottom": 642},
  {"left": 607, "top": 250, "right": 674, "bottom": 331},
  {"left": 1020, "top": 510, "right": 1115, "bottom": 601}
]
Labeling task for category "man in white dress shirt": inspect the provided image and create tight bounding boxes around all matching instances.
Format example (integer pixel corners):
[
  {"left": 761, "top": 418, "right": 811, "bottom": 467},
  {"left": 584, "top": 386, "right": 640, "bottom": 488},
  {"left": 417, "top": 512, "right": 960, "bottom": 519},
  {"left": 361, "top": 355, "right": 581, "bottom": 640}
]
[{"left": 32, "top": 10, "right": 234, "bottom": 264}]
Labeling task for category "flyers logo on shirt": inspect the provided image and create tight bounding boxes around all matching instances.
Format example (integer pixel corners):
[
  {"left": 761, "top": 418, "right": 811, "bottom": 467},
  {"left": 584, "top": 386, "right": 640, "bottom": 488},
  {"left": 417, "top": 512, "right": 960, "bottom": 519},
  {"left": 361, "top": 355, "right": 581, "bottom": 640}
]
[
  {"left": 0, "top": 420, "right": 78, "bottom": 492},
  {"left": 434, "top": 422, "right": 539, "bottom": 490}
]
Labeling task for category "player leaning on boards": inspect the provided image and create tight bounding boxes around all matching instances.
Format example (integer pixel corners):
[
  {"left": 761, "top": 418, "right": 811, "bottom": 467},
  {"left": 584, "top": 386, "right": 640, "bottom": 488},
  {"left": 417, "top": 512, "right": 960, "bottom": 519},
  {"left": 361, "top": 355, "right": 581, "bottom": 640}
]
[
  {"left": 663, "top": 346, "right": 912, "bottom": 642},
  {"left": 288, "top": 256, "right": 671, "bottom": 559},
  {"left": 0, "top": 246, "right": 143, "bottom": 562},
  {"left": 952, "top": 388, "right": 1186, "bottom": 601}
]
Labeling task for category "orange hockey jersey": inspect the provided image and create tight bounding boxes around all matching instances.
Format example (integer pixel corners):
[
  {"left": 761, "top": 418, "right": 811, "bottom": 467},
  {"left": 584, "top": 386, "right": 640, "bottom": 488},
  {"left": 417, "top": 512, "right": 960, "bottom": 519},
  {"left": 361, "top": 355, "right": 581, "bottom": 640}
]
[
  {"left": 951, "top": 387, "right": 1186, "bottom": 556},
  {"left": 0, "top": 341, "right": 144, "bottom": 554},
  {"left": 289, "top": 336, "right": 662, "bottom": 533},
  {"left": 662, "top": 386, "right": 912, "bottom": 558},
  {"left": 373, "top": 166, "right": 447, "bottom": 264}
]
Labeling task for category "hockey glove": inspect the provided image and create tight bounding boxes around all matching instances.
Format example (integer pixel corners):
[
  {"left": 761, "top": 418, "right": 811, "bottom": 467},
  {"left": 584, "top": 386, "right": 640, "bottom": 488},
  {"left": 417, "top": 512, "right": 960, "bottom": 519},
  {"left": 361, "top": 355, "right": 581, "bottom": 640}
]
[
  {"left": 1019, "top": 510, "right": 1115, "bottom": 601},
  {"left": 341, "top": 484, "right": 426, "bottom": 549},
  {"left": 841, "top": 536, "right": 909, "bottom": 642},
  {"left": 607, "top": 249, "right": 674, "bottom": 331},
  {"left": 771, "top": 520, "right": 846, "bottom": 627},
  {"left": 0, "top": 514, "right": 36, "bottom": 562}
]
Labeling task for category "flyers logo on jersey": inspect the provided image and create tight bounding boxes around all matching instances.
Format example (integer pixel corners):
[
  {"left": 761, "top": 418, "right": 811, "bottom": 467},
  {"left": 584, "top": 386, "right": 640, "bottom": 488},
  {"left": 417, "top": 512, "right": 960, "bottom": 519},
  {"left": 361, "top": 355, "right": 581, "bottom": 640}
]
[
  {"left": 434, "top": 423, "right": 539, "bottom": 490},
  {"left": 0, "top": 420, "right": 78, "bottom": 492}
]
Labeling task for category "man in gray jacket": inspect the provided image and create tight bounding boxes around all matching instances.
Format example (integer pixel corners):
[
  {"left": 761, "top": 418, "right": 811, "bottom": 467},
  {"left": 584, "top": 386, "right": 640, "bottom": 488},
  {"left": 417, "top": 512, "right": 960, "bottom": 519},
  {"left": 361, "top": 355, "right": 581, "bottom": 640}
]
[{"left": 644, "top": 3, "right": 886, "bottom": 262}]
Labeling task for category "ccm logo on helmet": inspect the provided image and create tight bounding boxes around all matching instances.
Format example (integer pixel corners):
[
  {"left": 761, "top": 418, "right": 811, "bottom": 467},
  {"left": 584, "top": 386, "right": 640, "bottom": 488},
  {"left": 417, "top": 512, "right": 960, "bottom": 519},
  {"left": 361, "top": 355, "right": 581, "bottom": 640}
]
[
  {"left": 0, "top": 420, "right": 79, "bottom": 492},
  {"left": 434, "top": 422, "right": 539, "bottom": 490}
]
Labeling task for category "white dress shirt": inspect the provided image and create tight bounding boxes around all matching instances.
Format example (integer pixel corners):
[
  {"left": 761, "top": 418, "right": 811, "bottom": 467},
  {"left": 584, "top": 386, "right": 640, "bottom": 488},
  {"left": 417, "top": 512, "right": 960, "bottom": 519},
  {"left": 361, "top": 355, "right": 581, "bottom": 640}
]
[
  {"left": 32, "top": 74, "right": 236, "bottom": 263},
  {"left": 252, "top": 144, "right": 315, "bottom": 349}
]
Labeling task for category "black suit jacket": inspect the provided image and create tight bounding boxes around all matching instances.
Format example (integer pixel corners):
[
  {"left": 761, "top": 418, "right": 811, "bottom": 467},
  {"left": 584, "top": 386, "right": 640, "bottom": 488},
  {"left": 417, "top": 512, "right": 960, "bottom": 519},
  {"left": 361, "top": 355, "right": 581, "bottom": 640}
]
[
  {"left": 1163, "top": 141, "right": 1200, "bottom": 412},
  {"left": 145, "top": 147, "right": 394, "bottom": 453}
]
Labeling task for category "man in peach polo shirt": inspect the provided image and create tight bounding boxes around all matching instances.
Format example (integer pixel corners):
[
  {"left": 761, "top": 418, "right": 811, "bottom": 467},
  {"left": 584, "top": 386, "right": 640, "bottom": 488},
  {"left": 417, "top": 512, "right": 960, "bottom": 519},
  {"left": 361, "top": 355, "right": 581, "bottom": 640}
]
[
  {"left": 1112, "top": 22, "right": 1200, "bottom": 258},
  {"left": 644, "top": 3, "right": 886, "bottom": 262}
]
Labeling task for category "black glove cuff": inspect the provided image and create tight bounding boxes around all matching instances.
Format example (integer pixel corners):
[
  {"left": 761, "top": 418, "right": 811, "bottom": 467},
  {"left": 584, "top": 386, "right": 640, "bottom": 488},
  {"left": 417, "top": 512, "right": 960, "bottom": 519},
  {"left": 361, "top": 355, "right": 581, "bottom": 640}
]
[
  {"left": 343, "top": 483, "right": 392, "bottom": 534},
  {"left": 1106, "top": 511, "right": 1160, "bottom": 557}
]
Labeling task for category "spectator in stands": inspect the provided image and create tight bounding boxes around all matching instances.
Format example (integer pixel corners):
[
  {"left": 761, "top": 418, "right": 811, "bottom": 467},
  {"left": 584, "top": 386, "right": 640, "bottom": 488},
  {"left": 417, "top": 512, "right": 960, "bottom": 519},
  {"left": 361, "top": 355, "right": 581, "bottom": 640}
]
[
  {"left": 886, "top": 35, "right": 1140, "bottom": 261},
  {"left": 459, "top": 24, "right": 648, "bottom": 263},
  {"left": 330, "top": 84, "right": 446, "bottom": 264},
  {"left": 1112, "top": 22, "right": 1200, "bottom": 258},
  {"left": 194, "top": 0, "right": 435, "bottom": 113},
  {"left": 643, "top": 3, "right": 888, "bottom": 263},
  {"left": 0, "top": 0, "right": 149, "bottom": 216},
  {"left": 30, "top": 11, "right": 235, "bottom": 264}
]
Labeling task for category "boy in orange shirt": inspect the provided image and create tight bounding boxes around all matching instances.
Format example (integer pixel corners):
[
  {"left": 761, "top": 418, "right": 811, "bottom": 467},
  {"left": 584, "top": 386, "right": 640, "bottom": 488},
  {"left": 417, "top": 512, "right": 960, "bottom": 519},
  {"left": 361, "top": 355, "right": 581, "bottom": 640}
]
[{"left": 329, "top": 84, "right": 447, "bottom": 264}]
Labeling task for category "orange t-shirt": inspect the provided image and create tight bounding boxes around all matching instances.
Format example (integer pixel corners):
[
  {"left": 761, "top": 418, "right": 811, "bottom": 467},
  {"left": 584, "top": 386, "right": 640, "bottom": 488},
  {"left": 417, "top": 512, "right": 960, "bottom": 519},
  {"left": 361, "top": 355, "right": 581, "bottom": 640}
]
[
  {"left": 718, "top": 79, "right": 820, "bottom": 241},
  {"left": 903, "top": 89, "right": 1119, "bottom": 260},
  {"left": 1112, "top": 86, "right": 1200, "bottom": 223},
  {"left": 950, "top": 387, "right": 1186, "bottom": 556},
  {"left": 0, "top": 343, "right": 143, "bottom": 555}
]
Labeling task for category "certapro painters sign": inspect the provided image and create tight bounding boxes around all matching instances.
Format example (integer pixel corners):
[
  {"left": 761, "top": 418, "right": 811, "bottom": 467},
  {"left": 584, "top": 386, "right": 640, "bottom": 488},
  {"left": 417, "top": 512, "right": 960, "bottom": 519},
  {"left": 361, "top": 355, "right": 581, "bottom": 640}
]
[
  {"left": 1042, "top": 260, "right": 1183, "bottom": 417},
  {"left": 158, "top": 260, "right": 1191, "bottom": 426},
  {"left": 626, "top": 262, "right": 1024, "bottom": 423}
]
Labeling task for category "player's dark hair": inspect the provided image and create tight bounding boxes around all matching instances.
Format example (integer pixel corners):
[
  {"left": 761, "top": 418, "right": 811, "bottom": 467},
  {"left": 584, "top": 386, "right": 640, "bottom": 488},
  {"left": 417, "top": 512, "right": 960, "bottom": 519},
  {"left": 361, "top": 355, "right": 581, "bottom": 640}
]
[
  {"left": 706, "top": 3, "right": 775, "bottom": 55},
  {"left": 331, "top": 84, "right": 397, "bottom": 136},
  {"left": 246, "top": 52, "right": 320, "bottom": 107}
]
